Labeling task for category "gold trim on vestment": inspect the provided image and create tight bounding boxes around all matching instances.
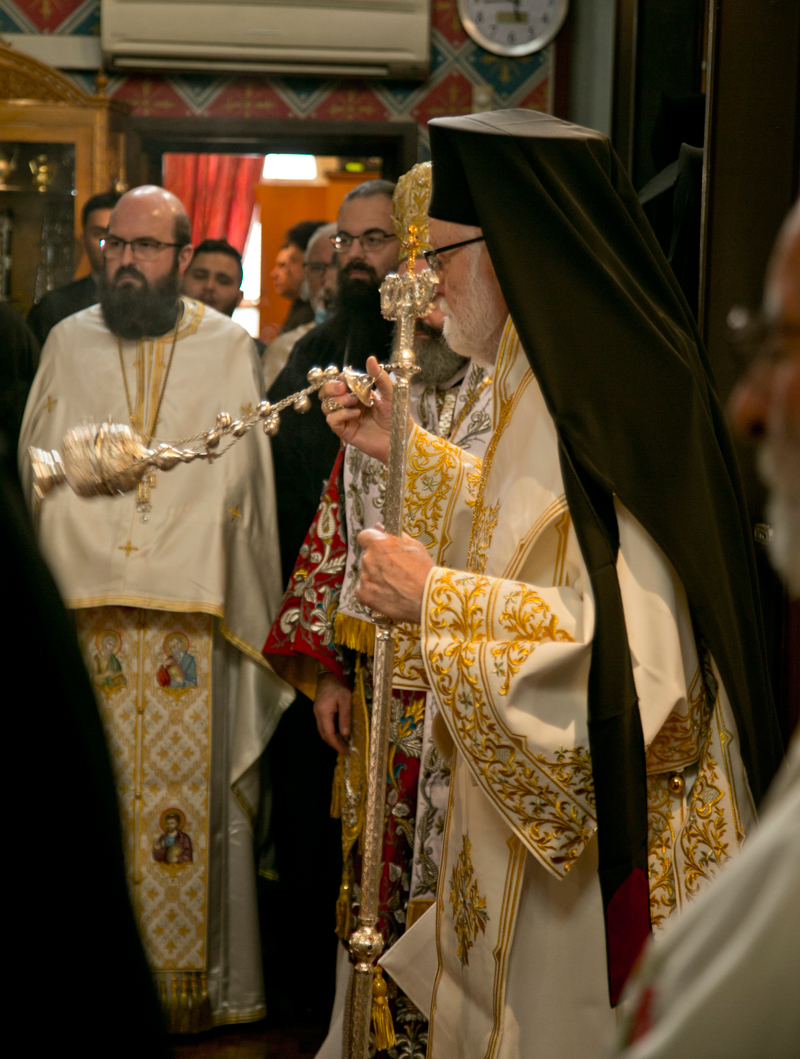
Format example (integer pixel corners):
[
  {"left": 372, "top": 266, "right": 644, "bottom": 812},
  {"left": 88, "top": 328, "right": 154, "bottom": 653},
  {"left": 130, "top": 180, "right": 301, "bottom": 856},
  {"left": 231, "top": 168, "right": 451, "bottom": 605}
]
[
  {"left": 487, "top": 835, "right": 526, "bottom": 1059},
  {"left": 334, "top": 610, "right": 376, "bottom": 655}
]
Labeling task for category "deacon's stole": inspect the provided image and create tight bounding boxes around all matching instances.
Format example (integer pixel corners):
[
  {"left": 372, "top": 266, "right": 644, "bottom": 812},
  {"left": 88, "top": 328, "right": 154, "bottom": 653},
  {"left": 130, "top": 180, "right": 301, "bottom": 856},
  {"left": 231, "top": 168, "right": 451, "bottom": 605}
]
[
  {"left": 404, "top": 321, "right": 752, "bottom": 1053},
  {"left": 76, "top": 605, "right": 214, "bottom": 1026}
]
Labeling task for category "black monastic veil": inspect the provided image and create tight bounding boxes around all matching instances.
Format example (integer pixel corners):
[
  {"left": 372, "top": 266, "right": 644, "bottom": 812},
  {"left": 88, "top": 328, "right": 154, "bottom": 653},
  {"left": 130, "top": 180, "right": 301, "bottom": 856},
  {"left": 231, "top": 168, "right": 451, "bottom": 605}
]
[{"left": 427, "top": 109, "right": 783, "bottom": 1001}]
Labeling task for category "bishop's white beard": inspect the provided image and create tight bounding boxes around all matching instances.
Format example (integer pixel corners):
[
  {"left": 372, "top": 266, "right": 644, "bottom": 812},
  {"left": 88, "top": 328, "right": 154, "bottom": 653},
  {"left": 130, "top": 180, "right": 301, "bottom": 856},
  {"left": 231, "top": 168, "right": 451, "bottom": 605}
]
[
  {"left": 440, "top": 253, "right": 506, "bottom": 367},
  {"left": 759, "top": 442, "right": 800, "bottom": 596}
]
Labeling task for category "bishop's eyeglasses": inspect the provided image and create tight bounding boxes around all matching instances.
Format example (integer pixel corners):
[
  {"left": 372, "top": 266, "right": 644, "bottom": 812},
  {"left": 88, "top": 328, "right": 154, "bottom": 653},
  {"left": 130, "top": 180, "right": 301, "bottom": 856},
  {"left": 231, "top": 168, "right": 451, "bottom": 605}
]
[
  {"left": 101, "top": 236, "right": 187, "bottom": 260},
  {"left": 423, "top": 236, "right": 486, "bottom": 275},
  {"left": 330, "top": 229, "right": 397, "bottom": 253}
]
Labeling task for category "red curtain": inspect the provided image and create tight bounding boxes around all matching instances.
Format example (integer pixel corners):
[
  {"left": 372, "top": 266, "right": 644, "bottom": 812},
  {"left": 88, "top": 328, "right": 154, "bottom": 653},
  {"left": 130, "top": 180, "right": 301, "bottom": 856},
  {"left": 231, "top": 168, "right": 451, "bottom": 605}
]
[{"left": 162, "top": 153, "right": 263, "bottom": 253}]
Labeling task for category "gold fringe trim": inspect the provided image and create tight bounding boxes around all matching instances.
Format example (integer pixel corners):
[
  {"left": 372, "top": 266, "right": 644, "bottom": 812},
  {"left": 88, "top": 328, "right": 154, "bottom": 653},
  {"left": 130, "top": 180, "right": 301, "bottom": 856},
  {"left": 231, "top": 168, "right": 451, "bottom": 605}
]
[
  {"left": 159, "top": 971, "right": 212, "bottom": 1035},
  {"left": 335, "top": 876, "right": 352, "bottom": 941},
  {"left": 334, "top": 612, "right": 376, "bottom": 655},
  {"left": 371, "top": 966, "right": 395, "bottom": 1051}
]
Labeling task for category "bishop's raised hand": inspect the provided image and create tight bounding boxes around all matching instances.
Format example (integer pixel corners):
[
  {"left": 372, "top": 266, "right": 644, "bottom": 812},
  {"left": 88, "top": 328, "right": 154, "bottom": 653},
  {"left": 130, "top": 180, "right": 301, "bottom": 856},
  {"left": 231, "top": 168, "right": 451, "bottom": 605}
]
[{"left": 319, "top": 355, "right": 395, "bottom": 464}]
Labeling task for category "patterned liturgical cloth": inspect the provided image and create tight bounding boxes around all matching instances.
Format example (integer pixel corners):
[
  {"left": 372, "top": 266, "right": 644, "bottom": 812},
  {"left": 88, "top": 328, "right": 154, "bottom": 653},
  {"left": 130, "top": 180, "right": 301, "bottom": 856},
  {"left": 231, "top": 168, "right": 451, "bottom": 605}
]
[
  {"left": 382, "top": 321, "right": 756, "bottom": 1059},
  {"left": 20, "top": 298, "right": 294, "bottom": 1028}
]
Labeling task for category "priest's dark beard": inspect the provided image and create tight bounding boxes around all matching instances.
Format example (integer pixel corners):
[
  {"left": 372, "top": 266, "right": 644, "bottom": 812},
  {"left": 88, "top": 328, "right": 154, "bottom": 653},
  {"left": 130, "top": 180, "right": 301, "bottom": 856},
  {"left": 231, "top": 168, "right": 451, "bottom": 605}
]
[
  {"left": 337, "top": 259, "right": 382, "bottom": 312},
  {"left": 99, "top": 262, "right": 182, "bottom": 340},
  {"left": 413, "top": 322, "right": 469, "bottom": 387}
]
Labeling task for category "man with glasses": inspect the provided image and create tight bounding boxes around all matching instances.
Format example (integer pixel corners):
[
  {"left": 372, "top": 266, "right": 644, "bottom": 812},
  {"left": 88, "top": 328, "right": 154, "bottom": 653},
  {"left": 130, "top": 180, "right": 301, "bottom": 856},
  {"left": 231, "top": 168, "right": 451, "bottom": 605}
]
[
  {"left": 262, "top": 179, "right": 398, "bottom": 1023},
  {"left": 19, "top": 184, "right": 293, "bottom": 1032},
  {"left": 321, "top": 112, "right": 781, "bottom": 1058},
  {"left": 27, "top": 190, "right": 121, "bottom": 346}
]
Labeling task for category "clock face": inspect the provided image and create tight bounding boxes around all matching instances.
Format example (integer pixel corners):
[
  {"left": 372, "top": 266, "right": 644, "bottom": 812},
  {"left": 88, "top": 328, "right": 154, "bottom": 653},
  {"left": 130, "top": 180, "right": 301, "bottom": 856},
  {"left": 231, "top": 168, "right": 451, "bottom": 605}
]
[{"left": 457, "top": 0, "right": 570, "bottom": 57}]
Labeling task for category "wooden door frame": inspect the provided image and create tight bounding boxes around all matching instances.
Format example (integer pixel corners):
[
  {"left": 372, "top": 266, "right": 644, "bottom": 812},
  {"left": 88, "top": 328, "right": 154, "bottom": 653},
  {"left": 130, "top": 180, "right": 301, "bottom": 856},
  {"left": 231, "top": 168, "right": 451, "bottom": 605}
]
[{"left": 128, "top": 117, "right": 418, "bottom": 187}]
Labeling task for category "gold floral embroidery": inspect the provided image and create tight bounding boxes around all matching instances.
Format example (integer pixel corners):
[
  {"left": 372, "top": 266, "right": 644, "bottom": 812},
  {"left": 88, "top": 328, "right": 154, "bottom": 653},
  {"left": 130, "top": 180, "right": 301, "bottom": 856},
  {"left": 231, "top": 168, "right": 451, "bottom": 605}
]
[
  {"left": 493, "top": 586, "right": 574, "bottom": 695},
  {"left": 393, "top": 621, "right": 428, "bottom": 688},
  {"left": 426, "top": 568, "right": 594, "bottom": 874},
  {"left": 405, "top": 427, "right": 479, "bottom": 549},
  {"left": 646, "top": 772, "right": 677, "bottom": 929},
  {"left": 646, "top": 667, "right": 711, "bottom": 773},
  {"left": 680, "top": 741, "right": 728, "bottom": 896},
  {"left": 470, "top": 499, "right": 501, "bottom": 575},
  {"left": 449, "top": 834, "right": 489, "bottom": 966}
]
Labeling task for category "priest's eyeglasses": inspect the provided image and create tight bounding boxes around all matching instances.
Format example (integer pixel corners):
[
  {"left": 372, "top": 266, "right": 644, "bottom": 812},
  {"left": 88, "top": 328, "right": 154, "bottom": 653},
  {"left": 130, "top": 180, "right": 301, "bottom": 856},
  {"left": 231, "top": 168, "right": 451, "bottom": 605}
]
[
  {"left": 101, "top": 236, "right": 187, "bottom": 260},
  {"left": 331, "top": 229, "right": 397, "bottom": 253},
  {"left": 423, "top": 236, "right": 486, "bottom": 275}
]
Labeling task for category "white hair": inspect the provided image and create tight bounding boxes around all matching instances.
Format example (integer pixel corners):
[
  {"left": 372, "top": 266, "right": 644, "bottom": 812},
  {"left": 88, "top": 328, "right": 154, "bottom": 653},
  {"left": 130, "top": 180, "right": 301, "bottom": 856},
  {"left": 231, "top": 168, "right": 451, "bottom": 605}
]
[
  {"left": 305, "top": 221, "right": 337, "bottom": 262},
  {"left": 440, "top": 242, "right": 506, "bottom": 366}
]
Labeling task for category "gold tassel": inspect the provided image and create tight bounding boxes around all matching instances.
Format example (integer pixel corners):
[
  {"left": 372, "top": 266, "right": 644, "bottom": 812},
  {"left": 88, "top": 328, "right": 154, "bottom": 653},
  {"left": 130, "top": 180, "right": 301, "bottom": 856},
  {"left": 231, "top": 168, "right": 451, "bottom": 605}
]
[
  {"left": 169, "top": 974, "right": 181, "bottom": 1033},
  {"left": 331, "top": 756, "right": 343, "bottom": 818},
  {"left": 178, "top": 973, "right": 193, "bottom": 1034},
  {"left": 334, "top": 612, "right": 376, "bottom": 655},
  {"left": 335, "top": 876, "right": 352, "bottom": 940},
  {"left": 197, "top": 971, "right": 213, "bottom": 1032},
  {"left": 371, "top": 966, "right": 395, "bottom": 1052}
]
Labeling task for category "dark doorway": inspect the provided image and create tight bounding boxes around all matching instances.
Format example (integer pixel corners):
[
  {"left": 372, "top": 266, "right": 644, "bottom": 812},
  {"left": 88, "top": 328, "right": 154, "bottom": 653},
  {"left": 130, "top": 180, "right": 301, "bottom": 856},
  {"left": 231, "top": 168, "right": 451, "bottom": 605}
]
[{"left": 128, "top": 117, "right": 418, "bottom": 187}]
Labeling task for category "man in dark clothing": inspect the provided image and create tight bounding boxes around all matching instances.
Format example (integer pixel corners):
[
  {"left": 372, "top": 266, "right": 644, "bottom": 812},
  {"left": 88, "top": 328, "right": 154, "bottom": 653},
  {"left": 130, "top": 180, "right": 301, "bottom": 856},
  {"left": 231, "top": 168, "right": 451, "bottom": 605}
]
[
  {"left": 182, "top": 237, "right": 266, "bottom": 357},
  {"left": 272, "top": 218, "right": 328, "bottom": 334},
  {"left": 269, "top": 183, "right": 398, "bottom": 586},
  {"left": 263, "top": 180, "right": 397, "bottom": 1022},
  {"left": 27, "top": 190, "right": 120, "bottom": 346}
]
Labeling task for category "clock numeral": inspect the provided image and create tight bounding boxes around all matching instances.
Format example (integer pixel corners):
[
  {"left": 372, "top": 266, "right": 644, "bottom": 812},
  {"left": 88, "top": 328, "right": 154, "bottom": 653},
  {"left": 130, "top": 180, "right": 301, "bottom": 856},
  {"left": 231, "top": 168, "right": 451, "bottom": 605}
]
[
  {"left": 489, "top": 23, "right": 496, "bottom": 37},
  {"left": 476, "top": 10, "right": 483, "bottom": 22}
]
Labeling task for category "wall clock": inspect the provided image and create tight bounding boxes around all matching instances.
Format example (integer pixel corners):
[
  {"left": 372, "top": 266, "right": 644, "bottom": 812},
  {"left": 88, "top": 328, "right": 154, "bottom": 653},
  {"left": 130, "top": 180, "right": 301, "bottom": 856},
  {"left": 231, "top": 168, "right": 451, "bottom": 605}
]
[{"left": 457, "top": 0, "right": 570, "bottom": 57}]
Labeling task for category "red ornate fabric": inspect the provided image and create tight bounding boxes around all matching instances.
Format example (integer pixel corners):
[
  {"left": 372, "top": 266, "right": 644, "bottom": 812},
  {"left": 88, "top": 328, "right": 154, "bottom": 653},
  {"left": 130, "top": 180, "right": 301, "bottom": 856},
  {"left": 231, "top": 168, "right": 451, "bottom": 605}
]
[
  {"left": 162, "top": 153, "right": 263, "bottom": 253},
  {"left": 262, "top": 447, "right": 349, "bottom": 691}
]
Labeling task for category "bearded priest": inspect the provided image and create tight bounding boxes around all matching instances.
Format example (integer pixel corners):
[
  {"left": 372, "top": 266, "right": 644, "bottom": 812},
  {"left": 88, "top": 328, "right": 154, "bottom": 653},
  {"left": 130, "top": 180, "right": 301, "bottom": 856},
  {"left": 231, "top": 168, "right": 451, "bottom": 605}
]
[
  {"left": 321, "top": 111, "right": 784, "bottom": 1059},
  {"left": 19, "top": 186, "right": 294, "bottom": 1030}
]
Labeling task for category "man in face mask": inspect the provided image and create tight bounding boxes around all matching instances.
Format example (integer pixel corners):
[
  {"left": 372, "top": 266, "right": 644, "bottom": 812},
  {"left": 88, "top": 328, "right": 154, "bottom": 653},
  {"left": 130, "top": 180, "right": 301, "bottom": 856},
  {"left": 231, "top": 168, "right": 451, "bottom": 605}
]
[{"left": 19, "top": 184, "right": 293, "bottom": 1033}]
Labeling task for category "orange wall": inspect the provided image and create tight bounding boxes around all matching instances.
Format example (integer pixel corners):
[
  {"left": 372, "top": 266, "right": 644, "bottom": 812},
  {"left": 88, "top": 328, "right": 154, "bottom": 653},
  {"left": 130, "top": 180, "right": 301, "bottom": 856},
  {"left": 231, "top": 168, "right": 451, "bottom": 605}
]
[{"left": 257, "top": 171, "right": 379, "bottom": 341}]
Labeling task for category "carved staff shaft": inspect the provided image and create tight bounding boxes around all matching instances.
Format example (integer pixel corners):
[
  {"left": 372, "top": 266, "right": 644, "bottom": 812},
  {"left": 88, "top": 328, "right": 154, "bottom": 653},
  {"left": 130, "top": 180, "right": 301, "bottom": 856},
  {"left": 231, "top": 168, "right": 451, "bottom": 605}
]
[{"left": 347, "top": 237, "right": 437, "bottom": 1059}]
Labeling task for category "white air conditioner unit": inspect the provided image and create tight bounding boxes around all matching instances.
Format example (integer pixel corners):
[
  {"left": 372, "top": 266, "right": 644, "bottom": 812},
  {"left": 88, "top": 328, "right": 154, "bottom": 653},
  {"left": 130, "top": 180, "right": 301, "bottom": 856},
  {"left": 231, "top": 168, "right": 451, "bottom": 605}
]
[{"left": 101, "top": 0, "right": 431, "bottom": 80}]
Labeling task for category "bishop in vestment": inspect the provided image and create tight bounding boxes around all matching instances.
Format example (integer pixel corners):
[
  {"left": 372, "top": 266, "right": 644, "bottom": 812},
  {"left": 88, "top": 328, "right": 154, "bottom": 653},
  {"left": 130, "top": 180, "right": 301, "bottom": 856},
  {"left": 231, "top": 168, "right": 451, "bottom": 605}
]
[
  {"left": 19, "top": 187, "right": 293, "bottom": 1029},
  {"left": 322, "top": 112, "right": 784, "bottom": 1058},
  {"left": 264, "top": 163, "right": 493, "bottom": 1058}
]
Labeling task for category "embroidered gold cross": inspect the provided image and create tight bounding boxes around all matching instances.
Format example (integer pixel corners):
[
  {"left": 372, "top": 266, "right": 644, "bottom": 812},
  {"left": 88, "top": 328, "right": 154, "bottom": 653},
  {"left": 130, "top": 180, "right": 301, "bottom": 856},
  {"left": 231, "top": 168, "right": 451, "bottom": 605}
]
[
  {"left": 403, "top": 224, "right": 423, "bottom": 270},
  {"left": 118, "top": 540, "right": 138, "bottom": 556},
  {"left": 43, "top": 395, "right": 57, "bottom": 413},
  {"left": 227, "top": 505, "right": 242, "bottom": 523}
]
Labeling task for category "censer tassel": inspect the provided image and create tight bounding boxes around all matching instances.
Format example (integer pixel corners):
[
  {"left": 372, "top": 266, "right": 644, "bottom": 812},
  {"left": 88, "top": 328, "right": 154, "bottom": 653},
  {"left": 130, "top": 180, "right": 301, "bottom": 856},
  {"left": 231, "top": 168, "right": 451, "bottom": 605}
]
[
  {"left": 371, "top": 966, "right": 395, "bottom": 1052},
  {"left": 335, "top": 874, "right": 352, "bottom": 940}
]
